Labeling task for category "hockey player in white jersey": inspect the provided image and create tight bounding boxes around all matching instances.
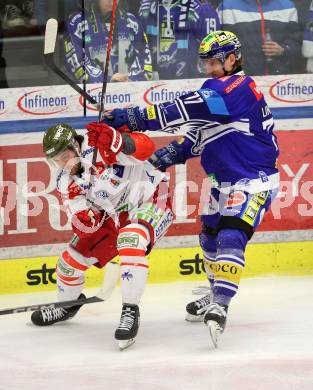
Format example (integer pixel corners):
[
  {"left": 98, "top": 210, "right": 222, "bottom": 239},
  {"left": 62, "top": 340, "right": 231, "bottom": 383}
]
[{"left": 31, "top": 123, "right": 173, "bottom": 350}]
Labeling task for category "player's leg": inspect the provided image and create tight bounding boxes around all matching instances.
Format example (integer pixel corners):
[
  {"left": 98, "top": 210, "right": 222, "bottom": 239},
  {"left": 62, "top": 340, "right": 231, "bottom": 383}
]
[
  {"left": 115, "top": 222, "right": 150, "bottom": 348},
  {"left": 204, "top": 189, "right": 275, "bottom": 347},
  {"left": 115, "top": 182, "right": 173, "bottom": 349},
  {"left": 185, "top": 223, "right": 217, "bottom": 322},
  {"left": 204, "top": 227, "right": 248, "bottom": 346},
  {"left": 31, "top": 219, "right": 119, "bottom": 327},
  {"left": 31, "top": 246, "right": 96, "bottom": 326},
  {"left": 186, "top": 188, "right": 220, "bottom": 321}
]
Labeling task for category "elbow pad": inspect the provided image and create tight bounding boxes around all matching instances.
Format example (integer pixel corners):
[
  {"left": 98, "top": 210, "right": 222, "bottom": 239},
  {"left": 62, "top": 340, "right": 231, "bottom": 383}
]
[{"left": 128, "top": 132, "right": 156, "bottom": 160}]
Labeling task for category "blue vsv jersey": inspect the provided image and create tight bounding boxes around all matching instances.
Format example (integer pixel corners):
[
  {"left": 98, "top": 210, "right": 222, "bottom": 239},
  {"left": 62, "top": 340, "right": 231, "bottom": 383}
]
[
  {"left": 139, "top": 0, "right": 220, "bottom": 79},
  {"left": 64, "top": 6, "right": 153, "bottom": 82},
  {"left": 144, "top": 72, "right": 280, "bottom": 191}
]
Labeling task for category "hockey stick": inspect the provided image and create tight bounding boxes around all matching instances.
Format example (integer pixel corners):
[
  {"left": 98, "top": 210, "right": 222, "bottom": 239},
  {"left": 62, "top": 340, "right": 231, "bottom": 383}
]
[
  {"left": 86, "top": 0, "right": 118, "bottom": 219},
  {"left": 97, "top": 0, "right": 118, "bottom": 123},
  {"left": 0, "top": 261, "right": 119, "bottom": 316},
  {"left": 44, "top": 18, "right": 97, "bottom": 105},
  {"left": 0, "top": 295, "right": 104, "bottom": 315}
]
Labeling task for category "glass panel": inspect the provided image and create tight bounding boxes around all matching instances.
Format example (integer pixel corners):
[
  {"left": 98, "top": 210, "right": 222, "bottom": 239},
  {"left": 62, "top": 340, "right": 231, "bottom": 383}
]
[{"left": 0, "top": 0, "right": 312, "bottom": 90}]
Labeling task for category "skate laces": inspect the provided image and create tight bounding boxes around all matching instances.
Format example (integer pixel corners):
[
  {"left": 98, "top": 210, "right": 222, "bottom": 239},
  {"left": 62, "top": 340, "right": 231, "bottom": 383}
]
[
  {"left": 194, "top": 295, "right": 211, "bottom": 311},
  {"left": 118, "top": 307, "right": 135, "bottom": 331},
  {"left": 41, "top": 306, "right": 67, "bottom": 322}
]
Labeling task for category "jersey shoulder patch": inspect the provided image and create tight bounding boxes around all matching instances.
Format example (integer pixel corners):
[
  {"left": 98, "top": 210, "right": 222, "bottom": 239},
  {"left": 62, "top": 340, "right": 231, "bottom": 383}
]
[{"left": 198, "top": 82, "right": 230, "bottom": 115}]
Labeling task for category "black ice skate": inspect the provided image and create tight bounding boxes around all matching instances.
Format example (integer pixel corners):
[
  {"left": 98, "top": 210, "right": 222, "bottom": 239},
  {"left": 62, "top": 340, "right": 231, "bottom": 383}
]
[
  {"left": 31, "top": 294, "right": 86, "bottom": 326},
  {"left": 203, "top": 303, "right": 228, "bottom": 348},
  {"left": 185, "top": 294, "right": 211, "bottom": 322},
  {"left": 115, "top": 303, "right": 140, "bottom": 350}
]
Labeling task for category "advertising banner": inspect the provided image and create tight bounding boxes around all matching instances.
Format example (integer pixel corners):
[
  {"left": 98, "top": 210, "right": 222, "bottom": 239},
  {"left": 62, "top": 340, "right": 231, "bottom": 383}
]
[
  {"left": 1, "top": 131, "right": 312, "bottom": 254},
  {"left": 0, "top": 75, "right": 313, "bottom": 126}
]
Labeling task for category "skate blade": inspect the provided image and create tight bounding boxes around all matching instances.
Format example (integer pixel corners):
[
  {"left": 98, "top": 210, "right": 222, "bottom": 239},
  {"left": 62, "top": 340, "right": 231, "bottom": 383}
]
[
  {"left": 206, "top": 320, "right": 221, "bottom": 348},
  {"left": 185, "top": 313, "right": 204, "bottom": 322},
  {"left": 118, "top": 338, "right": 136, "bottom": 350}
]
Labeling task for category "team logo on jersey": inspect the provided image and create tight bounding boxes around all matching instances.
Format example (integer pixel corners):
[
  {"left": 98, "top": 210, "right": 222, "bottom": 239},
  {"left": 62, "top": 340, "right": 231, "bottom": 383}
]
[
  {"left": 95, "top": 190, "right": 109, "bottom": 199},
  {"left": 121, "top": 271, "right": 134, "bottom": 281}
]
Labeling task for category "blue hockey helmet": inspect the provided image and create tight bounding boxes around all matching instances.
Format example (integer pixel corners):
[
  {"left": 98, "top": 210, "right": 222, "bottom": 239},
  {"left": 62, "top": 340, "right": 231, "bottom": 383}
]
[{"left": 199, "top": 30, "right": 242, "bottom": 63}]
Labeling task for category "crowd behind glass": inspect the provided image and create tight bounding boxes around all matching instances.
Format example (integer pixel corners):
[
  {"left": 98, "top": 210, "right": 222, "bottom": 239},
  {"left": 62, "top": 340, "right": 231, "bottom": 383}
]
[{"left": 0, "top": 0, "right": 312, "bottom": 88}]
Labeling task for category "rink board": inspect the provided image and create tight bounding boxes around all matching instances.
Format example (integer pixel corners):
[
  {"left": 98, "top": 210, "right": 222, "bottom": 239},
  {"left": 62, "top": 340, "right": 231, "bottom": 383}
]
[{"left": 0, "top": 241, "right": 312, "bottom": 294}]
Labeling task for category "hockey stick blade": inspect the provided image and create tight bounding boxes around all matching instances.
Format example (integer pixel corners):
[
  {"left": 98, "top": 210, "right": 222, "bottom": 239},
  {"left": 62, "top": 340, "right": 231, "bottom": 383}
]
[
  {"left": 0, "top": 295, "right": 104, "bottom": 316},
  {"left": 44, "top": 18, "right": 58, "bottom": 55},
  {"left": 44, "top": 19, "right": 97, "bottom": 105}
]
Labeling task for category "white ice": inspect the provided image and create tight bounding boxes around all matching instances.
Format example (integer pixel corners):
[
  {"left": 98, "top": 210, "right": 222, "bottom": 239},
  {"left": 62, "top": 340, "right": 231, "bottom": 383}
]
[{"left": 0, "top": 276, "right": 313, "bottom": 390}]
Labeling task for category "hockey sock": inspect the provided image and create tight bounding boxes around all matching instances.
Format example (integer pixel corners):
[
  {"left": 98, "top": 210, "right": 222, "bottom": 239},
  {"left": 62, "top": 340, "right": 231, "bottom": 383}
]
[
  {"left": 213, "top": 228, "right": 248, "bottom": 306},
  {"left": 117, "top": 223, "right": 150, "bottom": 305},
  {"left": 199, "top": 230, "right": 217, "bottom": 289},
  {"left": 56, "top": 247, "right": 97, "bottom": 301}
]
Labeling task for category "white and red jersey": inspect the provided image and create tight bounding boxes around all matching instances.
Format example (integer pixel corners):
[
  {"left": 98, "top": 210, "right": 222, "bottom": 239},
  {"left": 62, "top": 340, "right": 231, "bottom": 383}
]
[{"left": 56, "top": 133, "right": 166, "bottom": 219}]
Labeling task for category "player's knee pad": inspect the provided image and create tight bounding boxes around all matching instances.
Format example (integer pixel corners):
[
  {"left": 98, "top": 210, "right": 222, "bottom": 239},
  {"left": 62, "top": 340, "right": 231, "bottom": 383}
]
[
  {"left": 56, "top": 249, "right": 89, "bottom": 287},
  {"left": 117, "top": 223, "right": 150, "bottom": 261},
  {"left": 213, "top": 229, "right": 248, "bottom": 298}
]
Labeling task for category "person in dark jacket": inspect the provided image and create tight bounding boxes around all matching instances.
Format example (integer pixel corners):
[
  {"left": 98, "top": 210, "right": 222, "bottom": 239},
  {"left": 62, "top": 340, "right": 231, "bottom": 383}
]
[
  {"left": 302, "top": 0, "right": 313, "bottom": 73},
  {"left": 218, "top": 0, "right": 302, "bottom": 75}
]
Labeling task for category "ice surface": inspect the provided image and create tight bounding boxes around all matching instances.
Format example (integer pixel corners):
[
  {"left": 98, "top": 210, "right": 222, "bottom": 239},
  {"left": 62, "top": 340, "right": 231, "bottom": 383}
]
[{"left": 0, "top": 276, "right": 312, "bottom": 390}]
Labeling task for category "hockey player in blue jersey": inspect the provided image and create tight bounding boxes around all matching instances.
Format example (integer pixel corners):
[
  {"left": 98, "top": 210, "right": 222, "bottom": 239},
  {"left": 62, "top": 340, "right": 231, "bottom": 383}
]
[
  {"left": 101, "top": 30, "right": 280, "bottom": 347},
  {"left": 64, "top": 0, "right": 153, "bottom": 83},
  {"left": 138, "top": 0, "right": 220, "bottom": 79}
]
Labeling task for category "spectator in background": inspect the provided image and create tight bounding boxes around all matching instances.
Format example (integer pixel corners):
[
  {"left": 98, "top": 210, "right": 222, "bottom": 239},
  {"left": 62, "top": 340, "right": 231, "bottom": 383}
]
[
  {"left": 1, "top": 0, "right": 36, "bottom": 29},
  {"left": 302, "top": 0, "right": 313, "bottom": 72},
  {"left": 219, "top": 0, "right": 302, "bottom": 75},
  {"left": 139, "top": 0, "right": 220, "bottom": 80},
  {"left": 0, "top": 18, "right": 9, "bottom": 88},
  {"left": 64, "top": 0, "right": 153, "bottom": 83}
]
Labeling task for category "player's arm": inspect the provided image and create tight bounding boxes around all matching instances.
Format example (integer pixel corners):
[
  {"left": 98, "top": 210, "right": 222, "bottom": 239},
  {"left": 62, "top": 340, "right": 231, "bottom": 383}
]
[
  {"left": 64, "top": 13, "right": 103, "bottom": 83},
  {"left": 101, "top": 89, "right": 214, "bottom": 133},
  {"left": 57, "top": 174, "right": 102, "bottom": 238},
  {"left": 86, "top": 122, "right": 155, "bottom": 164},
  {"left": 149, "top": 134, "right": 200, "bottom": 171}
]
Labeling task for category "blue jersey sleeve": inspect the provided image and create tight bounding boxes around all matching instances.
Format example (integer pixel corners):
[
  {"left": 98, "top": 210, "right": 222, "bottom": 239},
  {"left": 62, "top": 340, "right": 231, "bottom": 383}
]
[{"left": 143, "top": 75, "right": 264, "bottom": 132}]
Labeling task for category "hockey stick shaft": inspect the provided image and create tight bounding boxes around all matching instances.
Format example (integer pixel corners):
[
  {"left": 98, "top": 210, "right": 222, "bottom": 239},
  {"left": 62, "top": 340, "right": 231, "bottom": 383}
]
[
  {"left": 87, "top": 0, "right": 118, "bottom": 207},
  {"left": 97, "top": 0, "right": 118, "bottom": 123},
  {"left": 44, "top": 18, "right": 97, "bottom": 105}
]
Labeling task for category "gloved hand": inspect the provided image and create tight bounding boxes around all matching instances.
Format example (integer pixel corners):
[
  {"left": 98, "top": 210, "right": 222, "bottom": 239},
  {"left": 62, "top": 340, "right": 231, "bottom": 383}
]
[
  {"left": 102, "top": 107, "right": 148, "bottom": 132},
  {"left": 86, "top": 122, "right": 124, "bottom": 164},
  {"left": 148, "top": 142, "right": 187, "bottom": 171},
  {"left": 72, "top": 209, "right": 102, "bottom": 238}
]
